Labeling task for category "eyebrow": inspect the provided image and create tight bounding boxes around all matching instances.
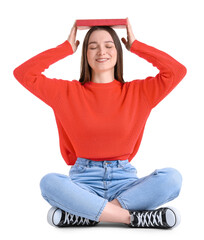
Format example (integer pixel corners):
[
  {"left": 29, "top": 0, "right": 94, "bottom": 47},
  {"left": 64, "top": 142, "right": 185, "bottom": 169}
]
[{"left": 88, "top": 41, "right": 114, "bottom": 45}]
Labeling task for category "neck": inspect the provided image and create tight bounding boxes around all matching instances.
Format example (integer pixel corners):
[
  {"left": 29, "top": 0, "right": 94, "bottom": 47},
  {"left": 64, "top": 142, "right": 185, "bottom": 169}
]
[{"left": 91, "top": 70, "right": 114, "bottom": 83}]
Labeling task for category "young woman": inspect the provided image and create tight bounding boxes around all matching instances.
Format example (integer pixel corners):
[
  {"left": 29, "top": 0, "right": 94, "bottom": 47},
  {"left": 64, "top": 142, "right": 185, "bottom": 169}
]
[{"left": 13, "top": 19, "right": 187, "bottom": 229}]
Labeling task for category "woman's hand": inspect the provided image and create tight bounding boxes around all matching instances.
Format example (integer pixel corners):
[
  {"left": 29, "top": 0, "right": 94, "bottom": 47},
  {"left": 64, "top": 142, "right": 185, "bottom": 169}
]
[
  {"left": 121, "top": 18, "right": 136, "bottom": 51},
  {"left": 67, "top": 21, "right": 80, "bottom": 52}
]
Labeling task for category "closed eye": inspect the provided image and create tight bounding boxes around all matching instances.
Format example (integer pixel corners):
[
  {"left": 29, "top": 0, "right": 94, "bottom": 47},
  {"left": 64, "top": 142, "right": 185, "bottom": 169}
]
[
  {"left": 88, "top": 41, "right": 114, "bottom": 50},
  {"left": 89, "top": 45, "right": 113, "bottom": 50}
]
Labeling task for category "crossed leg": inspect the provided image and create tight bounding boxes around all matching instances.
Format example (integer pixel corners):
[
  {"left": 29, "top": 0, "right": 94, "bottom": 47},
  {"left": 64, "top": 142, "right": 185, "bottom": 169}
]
[{"left": 99, "top": 168, "right": 182, "bottom": 224}]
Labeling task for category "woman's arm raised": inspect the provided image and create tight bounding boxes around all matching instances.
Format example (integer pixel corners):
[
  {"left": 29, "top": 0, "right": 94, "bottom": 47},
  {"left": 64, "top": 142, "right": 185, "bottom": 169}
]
[
  {"left": 13, "top": 23, "right": 78, "bottom": 108},
  {"left": 122, "top": 19, "right": 187, "bottom": 108}
]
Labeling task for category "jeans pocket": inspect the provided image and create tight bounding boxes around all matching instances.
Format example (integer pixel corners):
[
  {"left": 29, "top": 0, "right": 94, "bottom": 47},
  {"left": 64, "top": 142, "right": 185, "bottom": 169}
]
[
  {"left": 69, "top": 164, "right": 87, "bottom": 175},
  {"left": 119, "top": 161, "right": 137, "bottom": 173}
]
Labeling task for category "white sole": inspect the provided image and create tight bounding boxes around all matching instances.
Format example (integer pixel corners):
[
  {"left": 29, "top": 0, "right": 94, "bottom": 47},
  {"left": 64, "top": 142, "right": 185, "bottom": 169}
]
[
  {"left": 47, "top": 207, "right": 62, "bottom": 227},
  {"left": 165, "top": 206, "right": 181, "bottom": 228}
]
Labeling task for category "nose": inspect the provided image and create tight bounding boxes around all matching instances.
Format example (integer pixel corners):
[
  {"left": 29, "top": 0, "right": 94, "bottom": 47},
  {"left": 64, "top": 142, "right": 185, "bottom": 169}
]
[{"left": 97, "top": 46, "right": 106, "bottom": 56}]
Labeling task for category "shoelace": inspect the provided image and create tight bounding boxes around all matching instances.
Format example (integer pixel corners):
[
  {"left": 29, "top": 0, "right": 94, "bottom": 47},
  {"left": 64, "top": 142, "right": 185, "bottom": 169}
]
[
  {"left": 63, "top": 212, "right": 91, "bottom": 226},
  {"left": 131, "top": 209, "right": 163, "bottom": 227}
]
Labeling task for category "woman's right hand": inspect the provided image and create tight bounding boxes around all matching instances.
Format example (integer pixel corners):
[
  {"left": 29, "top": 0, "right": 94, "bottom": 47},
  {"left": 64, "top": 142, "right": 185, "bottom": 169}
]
[{"left": 67, "top": 21, "right": 80, "bottom": 53}]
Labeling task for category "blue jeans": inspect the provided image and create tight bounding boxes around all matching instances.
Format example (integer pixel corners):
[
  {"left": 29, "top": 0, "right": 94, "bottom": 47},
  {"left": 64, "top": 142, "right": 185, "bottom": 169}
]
[{"left": 40, "top": 158, "right": 182, "bottom": 222}]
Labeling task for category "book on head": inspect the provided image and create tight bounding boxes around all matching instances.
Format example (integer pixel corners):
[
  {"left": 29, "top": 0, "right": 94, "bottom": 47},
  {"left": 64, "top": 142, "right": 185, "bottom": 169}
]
[{"left": 76, "top": 18, "right": 127, "bottom": 30}]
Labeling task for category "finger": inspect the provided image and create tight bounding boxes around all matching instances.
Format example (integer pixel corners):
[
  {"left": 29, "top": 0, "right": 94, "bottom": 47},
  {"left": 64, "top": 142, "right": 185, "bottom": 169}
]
[
  {"left": 69, "top": 21, "right": 77, "bottom": 40},
  {"left": 76, "top": 40, "right": 80, "bottom": 48},
  {"left": 126, "top": 19, "right": 132, "bottom": 36},
  {"left": 73, "top": 20, "right": 77, "bottom": 28},
  {"left": 126, "top": 18, "right": 130, "bottom": 34},
  {"left": 121, "top": 37, "right": 127, "bottom": 45},
  {"left": 71, "top": 25, "right": 77, "bottom": 38},
  {"left": 73, "top": 21, "right": 77, "bottom": 34}
]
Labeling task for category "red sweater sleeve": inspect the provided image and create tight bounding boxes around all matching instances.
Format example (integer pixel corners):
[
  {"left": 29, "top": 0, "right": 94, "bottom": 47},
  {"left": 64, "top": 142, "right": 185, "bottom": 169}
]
[
  {"left": 13, "top": 40, "right": 74, "bottom": 108},
  {"left": 130, "top": 40, "right": 187, "bottom": 108}
]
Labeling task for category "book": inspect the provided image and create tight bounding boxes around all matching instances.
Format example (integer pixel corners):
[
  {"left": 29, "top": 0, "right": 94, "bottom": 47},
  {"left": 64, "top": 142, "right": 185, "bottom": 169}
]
[{"left": 76, "top": 18, "right": 127, "bottom": 30}]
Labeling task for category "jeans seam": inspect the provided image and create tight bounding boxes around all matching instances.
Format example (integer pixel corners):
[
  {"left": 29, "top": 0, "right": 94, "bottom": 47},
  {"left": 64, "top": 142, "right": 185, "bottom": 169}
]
[
  {"left": 95, "top": 198, "right": 108, "bottom": 222},
  {"left": 116, "top": 196, "right": 128, "bottom": 210}
]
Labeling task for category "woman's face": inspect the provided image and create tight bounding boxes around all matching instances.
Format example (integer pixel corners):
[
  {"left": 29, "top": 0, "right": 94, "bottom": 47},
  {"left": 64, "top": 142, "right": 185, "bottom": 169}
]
[{"left": 87, "top": 30, "right": 117, "bottom": 74}]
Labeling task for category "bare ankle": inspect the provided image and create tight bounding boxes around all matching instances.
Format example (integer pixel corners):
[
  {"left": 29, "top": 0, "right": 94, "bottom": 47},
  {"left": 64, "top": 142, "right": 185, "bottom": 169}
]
[{"left": 99, "top": 202, "right": 130, "bottom": 224}]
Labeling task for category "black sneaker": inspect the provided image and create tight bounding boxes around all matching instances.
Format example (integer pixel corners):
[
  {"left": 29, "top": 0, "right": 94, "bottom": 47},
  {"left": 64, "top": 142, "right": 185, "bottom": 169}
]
[
  {"left": 47, "top": 207, "right": 99, "bottom": 227},
  {"left": 129, "top": 207, "right": 180, "bottom": 229}
]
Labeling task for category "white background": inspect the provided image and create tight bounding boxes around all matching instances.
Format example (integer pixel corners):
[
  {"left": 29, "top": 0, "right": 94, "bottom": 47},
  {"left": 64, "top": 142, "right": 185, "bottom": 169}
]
[{"left": 1, "top": 0, "right": 203, "bottom": 239}]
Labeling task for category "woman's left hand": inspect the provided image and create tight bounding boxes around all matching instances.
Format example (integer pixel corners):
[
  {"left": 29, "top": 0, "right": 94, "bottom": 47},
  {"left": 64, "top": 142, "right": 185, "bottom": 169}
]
[{"left": 121, "top": 18, "right": 136, "bottom": 51}]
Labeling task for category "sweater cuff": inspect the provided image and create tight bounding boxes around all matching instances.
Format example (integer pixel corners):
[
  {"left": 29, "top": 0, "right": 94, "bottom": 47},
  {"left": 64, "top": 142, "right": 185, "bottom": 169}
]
[
  {"left": 56, "top": 40, "right": 74, "bottom": 55},
  {"left": 130, "top": 39, "right": 141, "bottom": 53}
]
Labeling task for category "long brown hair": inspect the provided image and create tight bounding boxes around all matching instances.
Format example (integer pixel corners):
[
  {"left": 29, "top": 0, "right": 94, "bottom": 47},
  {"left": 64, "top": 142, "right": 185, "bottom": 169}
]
[{"left": 79, "top": 26, "right": 125, "bottom": 85}]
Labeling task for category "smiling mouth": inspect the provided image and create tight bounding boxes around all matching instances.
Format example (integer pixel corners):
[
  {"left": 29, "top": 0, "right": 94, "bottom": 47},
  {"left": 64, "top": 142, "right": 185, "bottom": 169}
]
[{"left": 96, "top": 58, "right": 110, "bottom": 63}]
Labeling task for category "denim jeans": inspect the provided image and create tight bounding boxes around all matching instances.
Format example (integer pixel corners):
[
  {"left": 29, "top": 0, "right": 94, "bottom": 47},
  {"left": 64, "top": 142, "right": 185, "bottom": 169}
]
[{"left": 40, "top": 157, "right": 182, "bottom": 222}]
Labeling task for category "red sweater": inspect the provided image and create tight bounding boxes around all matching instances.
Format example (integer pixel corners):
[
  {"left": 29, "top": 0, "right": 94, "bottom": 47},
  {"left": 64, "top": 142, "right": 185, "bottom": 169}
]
[{"left": 13, "top": 39, "right": 187, "bottom": 165}]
